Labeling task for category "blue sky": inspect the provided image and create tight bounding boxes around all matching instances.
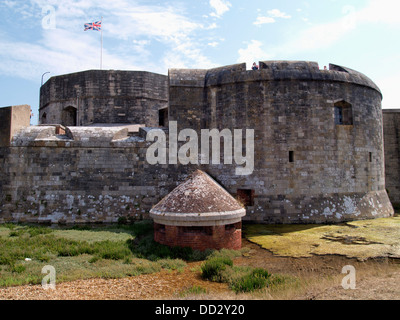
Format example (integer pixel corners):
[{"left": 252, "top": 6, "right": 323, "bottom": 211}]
[{"left": 1, "top": 0, "right": 399, "bottom": 125}]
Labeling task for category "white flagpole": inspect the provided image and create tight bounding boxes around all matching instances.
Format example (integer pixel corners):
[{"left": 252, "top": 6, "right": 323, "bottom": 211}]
[{"left": 100, "top": 17, "right": 103, "bottom": 70}]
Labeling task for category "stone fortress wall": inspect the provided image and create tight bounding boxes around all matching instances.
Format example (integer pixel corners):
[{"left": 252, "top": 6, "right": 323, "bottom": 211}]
[
  {"left": 39, "top": 70, "right": 168, "bottom": 127},
  {"left": 382, "top": 109, "right": 400, "bottom": 206},
  {"left": 0, "top": 124, "right": 190, "bottom": 224},
  {"left": 169, "top": 61, "right": 392, "bottom": 223},
  {"left": 0, "top": 61, "right": 395, "bottom": 224}
]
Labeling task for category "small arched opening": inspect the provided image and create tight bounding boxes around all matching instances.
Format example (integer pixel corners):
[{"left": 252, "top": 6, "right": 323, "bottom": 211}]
[
  {"left": 158, "top": 107, "right": 168, "bottom": 127},
  {"left": 62, "top": 106, "right": 77, "bottom": 126},
  {"left": 334, "top": 100, "right": 353, "bottom": 125},
  {"left": 41, "top": 112, "right": 47, "bottom": 124}
]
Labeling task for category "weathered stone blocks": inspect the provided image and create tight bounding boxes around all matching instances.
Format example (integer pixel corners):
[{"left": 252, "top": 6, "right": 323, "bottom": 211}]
[
  {"left": 0, "top": 61, "right": 395, "bottom": 224},
  {"left": 39, "top": 70, "right": 168, "bottom": 127}
]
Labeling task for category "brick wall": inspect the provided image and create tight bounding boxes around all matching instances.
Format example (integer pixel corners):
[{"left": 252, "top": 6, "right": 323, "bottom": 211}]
[{"left": 154, "top": 222, "right": 242, "bottom": 251}]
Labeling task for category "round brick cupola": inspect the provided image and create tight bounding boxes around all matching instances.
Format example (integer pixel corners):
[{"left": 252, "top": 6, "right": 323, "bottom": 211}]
[{"left": 149, "top": 170, "right": 246, "bottom": 251}]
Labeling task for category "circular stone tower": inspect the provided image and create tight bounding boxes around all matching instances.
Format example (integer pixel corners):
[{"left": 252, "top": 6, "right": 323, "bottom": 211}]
[
  {"left": 168, "top": 61, "right": 394, "bottom": 223},
  {"left": 150, "top": 170, "right": 246, "bottom": 251},
  {"left": 39, "top": 70, "right": 168, "bottom": 127}
]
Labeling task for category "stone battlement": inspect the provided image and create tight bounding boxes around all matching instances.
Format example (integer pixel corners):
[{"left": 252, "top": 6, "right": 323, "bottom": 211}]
[
  {"left": 171, "top": 61, "right": 381, "bottom": 96},
  {"left": 10, "top": 125, "right": 150, "bottom": 148}
]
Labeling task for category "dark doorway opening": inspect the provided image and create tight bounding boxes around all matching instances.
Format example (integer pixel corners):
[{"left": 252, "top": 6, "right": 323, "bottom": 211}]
[
  {"left": 159, "top": 108, "right": 168, "bottom": 127},
  {"left": 62, "top": 106, "right": 77, "bottom": 126},
  {"left": 41, "top": 112, "right": 47, "bottom": 124},
  {"left": 237, "top": 189, "right": 255, "bottom": 207}
]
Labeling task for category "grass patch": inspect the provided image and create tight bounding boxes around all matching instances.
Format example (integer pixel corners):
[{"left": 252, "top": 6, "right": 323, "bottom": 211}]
[
  {"left": 0, "top": 221, "right": 190, "bottom": 287},
  {"left": 157, "top": 259, "right": 187, "bottom": 272},
  {"left": 201, "top": 256, "right": 234, "bottom": 282},
  {"left": 229, "top": 268, "right": 271, "bottom": 293},
  {"left": 179, "top": 285, "right": 208, "bottom": 297},
  {"left": 200, "top": 251, "right": 288, "bottom": 294}
]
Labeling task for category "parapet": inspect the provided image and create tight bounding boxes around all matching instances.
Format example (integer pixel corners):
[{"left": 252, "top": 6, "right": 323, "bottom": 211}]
[
  {"left": 259, "top": 60, "right": 320, "bottom": 72},
  {"left": 168, "top": 69, "right": 208, "bottom": 88},
  {"left": 177, "top": 60, "right": 382, "bottom": 97},
  {"left": 11, "top": 124, "right": 147, "bottom": 148},
  {"left": 40, "top": 70, "right": 168, "bottom": 105}
]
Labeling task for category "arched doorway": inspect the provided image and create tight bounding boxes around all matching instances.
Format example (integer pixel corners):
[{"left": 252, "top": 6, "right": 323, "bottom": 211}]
[
  {"left": 62, "top": 106, "right": 77, "bottom": 126},
  {"left": 158, "top": 107, "right": 168, "bottom": 127},
  {"left": 41, "top": 112, "right": 47, "bottom": 124}
]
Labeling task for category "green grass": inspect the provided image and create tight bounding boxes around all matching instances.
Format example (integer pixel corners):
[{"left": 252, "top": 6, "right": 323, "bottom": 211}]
[
  {"left": 200, "top": 251, "right": 288, "bottom": 294},
  {"left": 0, "top": 222, "right": 194, "bottom": 287},
  {"left": 0, "top": 221, "right": 288, "bottom": 294},
  {"left": 201, "top": 256, "right": 234, "bottom": 282},
  {"left": 179, "top": 285, "right": 208, "bottom": 297}
]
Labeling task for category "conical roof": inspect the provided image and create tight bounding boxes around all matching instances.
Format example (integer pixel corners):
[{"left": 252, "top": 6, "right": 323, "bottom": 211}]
[{"left": 150, "top": 170, "right": 246, "bottom": 226}]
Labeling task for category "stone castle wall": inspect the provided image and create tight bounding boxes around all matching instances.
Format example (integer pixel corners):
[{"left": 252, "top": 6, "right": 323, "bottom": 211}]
[
  {"left": 0, "top": 61, "right": 395, "bottom": 224},
  {"left": 383, "top": 110, "right": 400, "bottom": 205},
  {"left": 169, "top": 61, "right": 393, "bottom": 223},
  {"left": 39, "top": 70, "right": 168, "bottom": 127},
  {"left": 0, "top": 125, "right": 194, "bottom": 224},
  {"left": 0, "top": 105, "right": 31, "bottom": 147}
]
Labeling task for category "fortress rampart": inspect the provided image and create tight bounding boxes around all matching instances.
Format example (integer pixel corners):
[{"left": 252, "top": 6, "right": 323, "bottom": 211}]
[
  {"left": 167, "top": 61, "right": 392, "bottom": 223},
  {"left": 39, "top": 70, "right": 168, "bottom": 127},
  {"left": 0, "top": 124, "right": 193, "bottom": 224},
  {"left": 0, "top": 61, "right": 394, "bottom": 224},
  {"left": 383, "top": 109, "right": 400, "bottom": 206}
]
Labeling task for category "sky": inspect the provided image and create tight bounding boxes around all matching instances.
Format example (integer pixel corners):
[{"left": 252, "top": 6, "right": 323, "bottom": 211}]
[{"left": 0, "top": 0, "right": 399, "bottom": 125}]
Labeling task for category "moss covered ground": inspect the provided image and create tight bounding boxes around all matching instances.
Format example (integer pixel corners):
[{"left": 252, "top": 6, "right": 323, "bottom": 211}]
[{"left": 245, "top": 216, "right": 400, "bottom": 260}]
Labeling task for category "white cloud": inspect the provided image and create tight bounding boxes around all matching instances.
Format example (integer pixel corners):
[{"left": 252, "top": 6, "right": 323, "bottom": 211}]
[
  {"left": 258, "top": 0, "right": 400, "bottom": 61},
  {"left": 0, "top": 28, "right": 140, "bottom": 81},
  {"left": 355, "top": 0, "right": 400, "bottom": 25},
  {"left": 254, "top": 8, "right": 291, "bottom": 26},
  {"left": 254, "top": 16, "right": 275, "bottom": 25},
  {"left": 106, "top": 5, "right": 202, "bottom": 42},
  {"left": 0, "top": 0, "right": 218, "bottom": 79},
  {"left": 237, "top": 40, "right": 273, "bottom": 69},
  {"left": 208, "top": 41, "right": 219, "bottom": 47},
  {"left": 209, "top": 0, "right": 232, "bottom": 18},
  {"left": 206, "top": 23, "right": 218, "bottom": 30},
  {"left": 267, "top": 9, "right": 291, "bottom": 19}
]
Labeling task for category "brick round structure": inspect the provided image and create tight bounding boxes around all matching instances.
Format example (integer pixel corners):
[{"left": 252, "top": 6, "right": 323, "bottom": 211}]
[{"left": 149, "top": 170, "right": 246, "bottom": 251}]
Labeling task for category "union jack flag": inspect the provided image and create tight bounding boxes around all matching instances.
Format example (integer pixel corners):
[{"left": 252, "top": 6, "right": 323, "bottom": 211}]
[{"left": 84, "top": 21, "right": 102, "bottom": 31}]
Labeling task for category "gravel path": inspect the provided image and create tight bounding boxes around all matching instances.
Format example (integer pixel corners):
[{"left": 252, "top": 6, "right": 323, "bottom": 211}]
[{"left": 0, "top": 263, "right": 228, "bottom": 300}]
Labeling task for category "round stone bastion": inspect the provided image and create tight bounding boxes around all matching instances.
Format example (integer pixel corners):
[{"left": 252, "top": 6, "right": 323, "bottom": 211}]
[
  {"left": 149, "top": 170, "right": 246, "bottom": 251},
  {"left": 168, "top": 61, "right": 394, "bottom": 223}
]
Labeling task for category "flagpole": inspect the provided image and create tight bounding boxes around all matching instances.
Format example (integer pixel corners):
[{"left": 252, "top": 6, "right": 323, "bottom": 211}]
[{"left": 100, "top": 16, "right": 103, "bottom": 70}]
